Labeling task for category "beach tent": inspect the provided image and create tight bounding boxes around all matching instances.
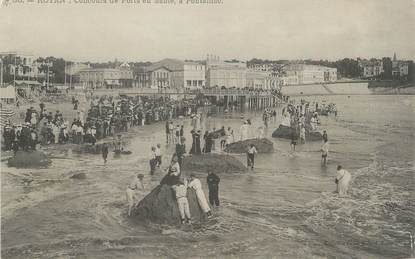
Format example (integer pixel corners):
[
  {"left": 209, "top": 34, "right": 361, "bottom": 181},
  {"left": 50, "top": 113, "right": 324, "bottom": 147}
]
[{"left": 0, "top": 85, "right": 16, "bottom": 101}]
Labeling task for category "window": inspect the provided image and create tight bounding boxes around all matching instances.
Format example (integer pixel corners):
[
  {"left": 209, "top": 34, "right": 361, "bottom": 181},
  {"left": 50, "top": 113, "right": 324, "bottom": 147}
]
[
  {"left": 193, "top": 80, "right": 197, "bottom": 86},
  {"left": 198, "top": 80, "right": 203, "bottom": 86},
  {"left": 187, "top": 80, "right": 192, "bottom": 87}
]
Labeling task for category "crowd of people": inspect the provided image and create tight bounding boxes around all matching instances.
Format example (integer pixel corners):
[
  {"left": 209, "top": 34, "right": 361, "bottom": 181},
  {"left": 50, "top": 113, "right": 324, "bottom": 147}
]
[{"left": 3, "top": 95, "right": 199, "bottom": 154}]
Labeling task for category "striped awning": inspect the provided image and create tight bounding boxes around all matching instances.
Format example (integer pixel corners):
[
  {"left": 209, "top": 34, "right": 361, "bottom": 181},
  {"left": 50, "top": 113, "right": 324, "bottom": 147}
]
[{"left": 0, "top": 108, "right": 16, "bottom": 128}]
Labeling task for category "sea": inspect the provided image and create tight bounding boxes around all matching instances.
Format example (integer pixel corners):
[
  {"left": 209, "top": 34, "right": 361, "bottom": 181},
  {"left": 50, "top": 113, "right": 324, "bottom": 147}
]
[{"left": 1, "top": 95, "right": 414, "bottom": 259}]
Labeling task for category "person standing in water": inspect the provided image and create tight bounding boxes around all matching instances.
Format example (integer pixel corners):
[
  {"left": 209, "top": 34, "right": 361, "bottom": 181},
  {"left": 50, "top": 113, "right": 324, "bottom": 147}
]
[
  {"left": 247, "top": 144, "right": 258, "bottom": 170},
  {"left": 102, "top": 143, "right": 109, "bottom": 164},
  {"left": 290, "top": 128, "right": 298, "bottom": 151},
  {"left": 322, "top": 130, "right": 328, "bottom": 143},
  {"left": 126, "top": 173, "right": 144, "bottom": 216},
  {"left": 207, "top": 171, "right": 220, "bottom": 207},
  {"left": 335, "top": 165, "right": 351, "bottom": 197},
  {"left": 321, "top": 139, "right": 329, "bottom": 166},
  {"left": 149, "top": 146, "right": 157, "bottom": 175},
  {"left": 188, "top": 173, "right": 212, "bottom": 218},
  {"left": 155, "top": 144, "right": 162, "bottom": 167}
]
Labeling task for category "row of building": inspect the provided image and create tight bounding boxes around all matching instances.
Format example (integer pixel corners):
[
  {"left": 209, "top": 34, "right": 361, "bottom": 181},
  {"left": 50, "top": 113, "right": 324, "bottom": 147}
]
[
  {"left": 77, "top": 56, "right": 338, "bottom": 90},
  {"left": 358, "top": 53, "right": 412, "bottom": 79},
  {"left": 1, "top": 52, "right": 339, "bottom": 91}
]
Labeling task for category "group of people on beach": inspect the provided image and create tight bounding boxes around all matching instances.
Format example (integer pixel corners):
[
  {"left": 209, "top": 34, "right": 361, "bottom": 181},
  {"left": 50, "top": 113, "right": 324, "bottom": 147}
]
[
  {"left": 2, "top": 104, "right": 70, "bottom": 153},
  {"left": 127, "top": 151, "right": 221, "bottom": 224}
]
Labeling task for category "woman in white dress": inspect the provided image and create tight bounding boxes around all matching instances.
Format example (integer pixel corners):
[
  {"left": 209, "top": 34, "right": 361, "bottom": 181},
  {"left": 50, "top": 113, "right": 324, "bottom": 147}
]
[
  {"left": 188, "top": 174, "right": 212, "bottom": 218},
  {"left": 335, "top": 165, "right": 352, "bottom": 197}
]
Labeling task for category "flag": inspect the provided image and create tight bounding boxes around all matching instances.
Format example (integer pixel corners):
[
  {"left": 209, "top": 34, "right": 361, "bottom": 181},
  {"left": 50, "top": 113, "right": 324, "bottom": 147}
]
[{"left": 0, "top": 108, "right": 16, "bottom": 128}]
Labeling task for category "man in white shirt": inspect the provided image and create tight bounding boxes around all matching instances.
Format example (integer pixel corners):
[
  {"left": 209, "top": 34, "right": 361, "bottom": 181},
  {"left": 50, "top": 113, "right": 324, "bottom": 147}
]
[
  {"left": 247, "top": 144, "right": 258, "bottom": 170},
  {"left": 172, "top": 178, "right": 192, "bottom": 224}
]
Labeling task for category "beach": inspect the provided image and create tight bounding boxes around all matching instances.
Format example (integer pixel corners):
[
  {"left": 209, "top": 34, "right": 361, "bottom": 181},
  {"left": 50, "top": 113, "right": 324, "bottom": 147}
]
[{"left": 1, "top": 94, "right": 414, "bottom": 259}]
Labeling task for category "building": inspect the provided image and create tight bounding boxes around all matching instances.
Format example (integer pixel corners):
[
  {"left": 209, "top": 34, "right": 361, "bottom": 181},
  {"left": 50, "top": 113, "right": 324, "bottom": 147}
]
[
  {"left": 0, "top": 52, "right": 46, "bottom": 83},
  {"left": 134, "top": 59, "right": 205, "bottom": 89},
  {"left": 392, "top": 53, "right": 410, "bottom": 78},
  {"left": 184, "top": 62, "right": 205, "bottom": 89},
  {"left": 79, "top": 68, "right": 133, "bottom": 89},
  {"left": 246, "top": 70, "right": 279, "bottom": 90},
  {"left": 358, "top": 59, "right": 384, "bottom": 78},
  {"left": 284, "top": 64, "right": 337, "bottom": 84},
  {"left": 65, "top": 62, "right": 91, "bottom": 85},
  {"left": 206, "top": 55, "right": 247, "bottom": 89},
  {"left": 205, "top": 55, "right": 281, "bottom": 90}
]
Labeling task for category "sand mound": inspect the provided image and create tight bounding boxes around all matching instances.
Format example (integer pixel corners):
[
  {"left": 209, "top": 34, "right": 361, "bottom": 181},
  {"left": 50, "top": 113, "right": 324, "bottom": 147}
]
[
  {"left": 225, "top": 138, "right": 274, "bottom": 154},
  {"left": 8, "top": 150, "right": 51, "bottom": 168},
  {"left": 132, "top": 184, "right": 207, "bottom": 225},
  {"left": 182, "top": 153, "right": 247, "bottom": 174},
  {"left": 272, "top": 125, "right": 322, "bottom": 141}
]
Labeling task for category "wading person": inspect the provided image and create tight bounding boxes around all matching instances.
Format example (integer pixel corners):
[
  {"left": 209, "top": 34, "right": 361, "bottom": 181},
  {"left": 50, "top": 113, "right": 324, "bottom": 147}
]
[
  {"left": 321, "top": 139, "right": 329, "bottom": 166},
  {"left": 188, "top": 173, "right": 212, "bottom": 218},
  {"left": 335, "top": 165, "right": 351, "bottom": 197},
  {"left": 247, "top": 144, "right": 258, "bottom": 170},
  {"left": 300, "top": 125, "right": 306, "bottom": 144},
  {"left": 155, "top": 144, "right": 162, "bottom": 167},
  {"left": 102, "top": 143, "right": 109, "bottom": 164},
  {"left": 322, "top": 130, "right": 328, "bottom": 143},
  {"left": 290, "top": 128, "right": 298, "bottom": 152},
  {"left": 207, "top": 171, "right": 220, "bottom": 207},
  {"left": 126, "top": 173, "right": 144, "bottom": 216},
  {"left": 172, "top": 178, "right": 192, "bottom": 224},
  {"left": 149, "top": 146, "right": 157, "bottom": 175}
]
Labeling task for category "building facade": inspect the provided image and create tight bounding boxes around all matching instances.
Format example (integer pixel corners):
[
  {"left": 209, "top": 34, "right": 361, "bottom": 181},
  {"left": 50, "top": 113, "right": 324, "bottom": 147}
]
[
  {"left": 0, "top": 52, "right": 47, "bottom": 82},
  {"left": 358, "top": 59, "right": 384, "bottom": 78},
  {"left": 246, "top": 70, "right": 279, "bottom": 90},
  {"left": 134, "top": 59, "right": 204, "bottom": 89},
  {"left": 79, "top": 68, "right": 133, "bottom": 89},
  {"left": 284, "top": 64, "right": 337, "bottom": 84}
]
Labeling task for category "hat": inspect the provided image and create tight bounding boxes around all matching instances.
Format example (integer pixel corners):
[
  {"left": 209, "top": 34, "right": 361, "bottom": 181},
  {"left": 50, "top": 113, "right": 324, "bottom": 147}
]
[
  {"left": 190, "top": 173, "right": 196, "bottom": 178},
  {"left": 137, "top": 173, "right": 144, "bottom": 179}
]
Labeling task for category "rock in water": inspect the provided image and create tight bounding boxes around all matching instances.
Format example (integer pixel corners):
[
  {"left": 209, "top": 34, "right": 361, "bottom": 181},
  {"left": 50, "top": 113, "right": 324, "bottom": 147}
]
[
  {"left": 272, "top": 125, "right": 323, "bottom": 141},
  {"left": 225, "top": 138, "right": 274, "bottom": 154},
  {"left": 182, "top": 153, "right": 247, "bottom": 174},
  {"left": 132, "top": 185, "right": 207, "bottom": 225},
  {"left": 8, "top": 150, "right": 51, "bottom": 168}
]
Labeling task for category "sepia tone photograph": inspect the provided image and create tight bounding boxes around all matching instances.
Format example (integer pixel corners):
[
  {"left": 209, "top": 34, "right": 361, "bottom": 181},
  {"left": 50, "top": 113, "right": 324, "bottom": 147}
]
[{"left": 0, "top": 0, "right": 414, "bottom": 258}]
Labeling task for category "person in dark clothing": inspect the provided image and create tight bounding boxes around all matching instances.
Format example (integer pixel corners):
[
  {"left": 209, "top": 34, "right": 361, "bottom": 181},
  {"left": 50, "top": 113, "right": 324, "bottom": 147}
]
[
  {"left": 190, "top": 130, "right": 202, "bottom": 155},
  {"left": 322, "top": 130, "right": 328, "bottom": 143},
  {"left": 290, "top": 128, "right": 298, "bottom": 152},
  {"left": 207, "top": 171, "right": 220, "bottom": 207},
  {"left": 102, "top": 143, "right": 109, "bottom": 164},
  {"left": 175, "top": 137, "right": 186, "bottom": 168}
]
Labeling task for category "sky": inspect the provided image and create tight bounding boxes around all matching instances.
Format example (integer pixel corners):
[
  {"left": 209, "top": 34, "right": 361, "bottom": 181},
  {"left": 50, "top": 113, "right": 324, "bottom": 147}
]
[{"left": 0, "top": 0, "right": 414, "bottom": 62}]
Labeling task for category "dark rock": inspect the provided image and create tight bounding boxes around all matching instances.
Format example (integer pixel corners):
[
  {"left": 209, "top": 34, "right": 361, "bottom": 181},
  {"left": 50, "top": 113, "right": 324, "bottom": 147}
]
[
  {"left": 132, "top": 184, "right": 207, "bottom": 225},
  {"left": 224, "top": 138, "right": 274, "bottom": 154},
  {"left": 272, "top": 125, "right": 323, "bottom": 141},
  {"left": 8, "top": 150, "right": 51, "bottom": 168},
  {"left": 70, "top": 173, "right": 87, "bottom": 180},
  {"left": 182, "top": 153, "right": 247, "bottom": 174}
]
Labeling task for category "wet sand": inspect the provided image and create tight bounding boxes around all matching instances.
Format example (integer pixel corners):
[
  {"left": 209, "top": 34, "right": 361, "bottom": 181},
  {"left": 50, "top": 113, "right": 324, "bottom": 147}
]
[{"left": 1, "top": 95, "right": 415, "bottom": 259}]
